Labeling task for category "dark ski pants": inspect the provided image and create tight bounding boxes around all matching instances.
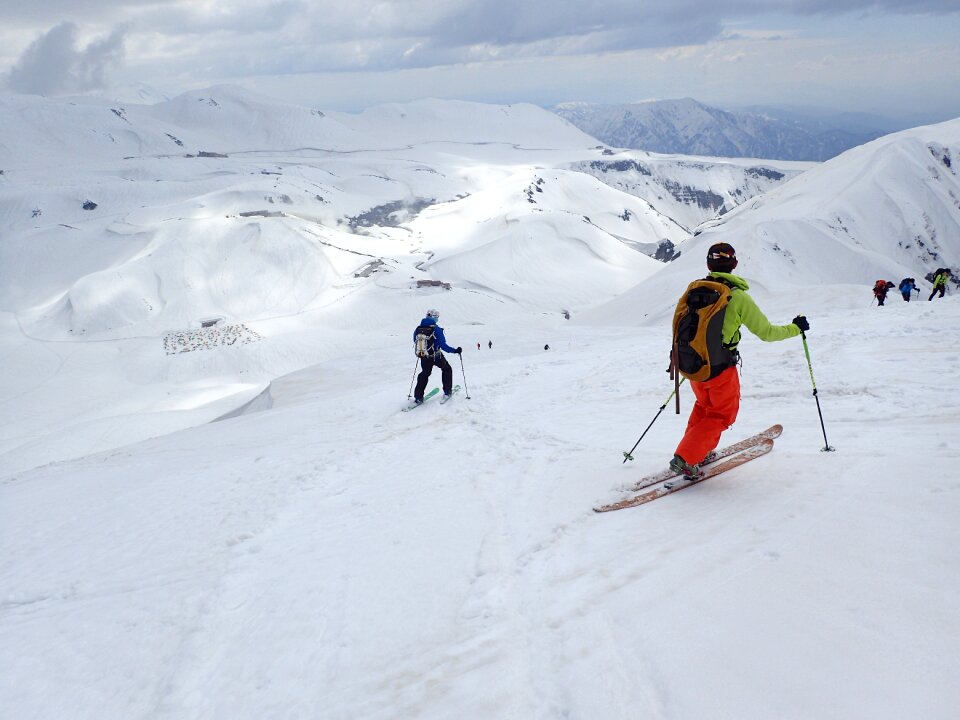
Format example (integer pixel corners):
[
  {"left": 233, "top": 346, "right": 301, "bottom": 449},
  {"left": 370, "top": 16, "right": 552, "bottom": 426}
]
[
  {"left": 415, "top": 355, "right": 453, "bottom": 400},
  {"left": 929, "top": 286, "right": 945, "bottom": 300},
  {"left": 901, "top": 292, "right": 911, "bottom": 302}
]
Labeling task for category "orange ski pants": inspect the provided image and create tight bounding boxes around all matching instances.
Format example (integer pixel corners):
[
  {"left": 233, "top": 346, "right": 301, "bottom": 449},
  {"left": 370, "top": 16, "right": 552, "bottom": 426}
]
[{"left": 674, "top": 366, "right": 740, "bottom": 465}]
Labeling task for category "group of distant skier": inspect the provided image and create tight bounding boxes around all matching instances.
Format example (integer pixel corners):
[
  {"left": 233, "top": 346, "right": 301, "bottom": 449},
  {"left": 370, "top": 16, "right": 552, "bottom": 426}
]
[
  {"left": 474, "top": 340, "right": 548, "bottom": 351},
  {"left": 873, "top": 268, "right": 952, "bottom": 305}
]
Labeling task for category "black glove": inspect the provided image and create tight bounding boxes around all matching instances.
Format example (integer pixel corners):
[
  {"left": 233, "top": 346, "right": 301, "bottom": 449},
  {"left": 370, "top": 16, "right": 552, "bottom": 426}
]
[
  {"left": 792, "top": 315, "right": 810, "bottom": 332},
  {"left": 455, "top": 347, "right": 463, "bottom": 354}
]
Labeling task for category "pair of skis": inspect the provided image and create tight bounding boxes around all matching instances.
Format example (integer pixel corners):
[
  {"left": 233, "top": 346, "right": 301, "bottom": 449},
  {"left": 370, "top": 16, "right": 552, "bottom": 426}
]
[
  {"left": 402, "top": 385, "right": 461, "bottom": 412},
  {"left": 594, "top": 424, "right": 781, "bottom": 512}
]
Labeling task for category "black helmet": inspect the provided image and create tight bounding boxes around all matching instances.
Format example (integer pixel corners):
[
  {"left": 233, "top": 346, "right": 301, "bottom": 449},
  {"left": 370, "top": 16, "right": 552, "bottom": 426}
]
[{"left": 706, "top": 243, "right": 737, "bottom": 272}]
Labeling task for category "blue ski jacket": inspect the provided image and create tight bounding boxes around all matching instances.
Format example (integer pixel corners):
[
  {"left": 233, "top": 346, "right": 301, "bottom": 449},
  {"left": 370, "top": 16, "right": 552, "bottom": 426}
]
[{"left": 413, "top": 316, "right": 457, "bottom": 355}]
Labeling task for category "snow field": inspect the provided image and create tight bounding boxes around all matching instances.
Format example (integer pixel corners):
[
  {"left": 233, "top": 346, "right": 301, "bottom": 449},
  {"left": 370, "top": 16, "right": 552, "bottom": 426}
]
[{"left": 2, "top": 291, "right": 959, "bottom": 719}]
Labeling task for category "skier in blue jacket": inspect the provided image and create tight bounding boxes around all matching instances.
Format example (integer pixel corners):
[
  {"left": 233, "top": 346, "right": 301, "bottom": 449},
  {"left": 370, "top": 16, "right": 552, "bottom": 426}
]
[
  {"left": 412, "top": 309, "right": 461, "bottom": 404},
  {"left": 898, "top": 278, "right": 916, "bottom": 302}
]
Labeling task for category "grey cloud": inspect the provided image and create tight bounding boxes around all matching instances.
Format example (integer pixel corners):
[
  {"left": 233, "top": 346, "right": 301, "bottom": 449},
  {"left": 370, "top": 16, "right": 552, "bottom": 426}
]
[
  {"left": 136, "top": 0, "right": 304, "bottom": 36},
  {"left": 282, "top": 0, "right": 957, "bottom": 69},
  {"left": 780, "top": 0, "right": 959, "bottom": 12},
  {"left": 3, "top": 22, "right": 126, "bottom": 95},
  {"left": 234, "top": 1, "right": 727, "bottom": 75},
  {"left": 423, "top": 1, "right": 711, "bottom": 47},
  {"left": 4, "top": 0, "right": 956, "bottom": 91},
  {"left": 6, "top": 0, "right": 954, "bottom": 41},
  {"left": 0, "top": 0, "right": 178, "bottom": 25},
  {"left": 282, "top": 1, "right": 723, "bottom": 48}
]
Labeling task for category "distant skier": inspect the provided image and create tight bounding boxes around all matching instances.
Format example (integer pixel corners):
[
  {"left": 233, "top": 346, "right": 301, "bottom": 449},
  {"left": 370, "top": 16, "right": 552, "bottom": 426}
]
[
  {"left": 412, "top": 309, "right": 461, "bottom": 405},
  {"left": 898, "top": 278, "right": 917, "bottom": 302},
  {"left": 668, "top": 243, "right": 808, "bottom": 480},
  {"left": 477, "top": 342, "right": 481, "bottom": 350},
  {"left": 488, "top": 340, "right": 492, "bottom": 349},
  {"left": 873, "top": 280, "right": 894, "bottom": 306},
  {"left": 928, "top": 268, "right": 951, "bottom": 300},
  {"left": 544, "top": 344, "right": 550, "bottom": 351}
]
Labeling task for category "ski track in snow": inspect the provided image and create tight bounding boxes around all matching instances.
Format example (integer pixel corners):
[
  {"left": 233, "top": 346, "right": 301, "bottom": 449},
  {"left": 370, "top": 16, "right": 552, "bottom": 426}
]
[{"left": 3, "top": 299, "right": 960, "bottom": 720}]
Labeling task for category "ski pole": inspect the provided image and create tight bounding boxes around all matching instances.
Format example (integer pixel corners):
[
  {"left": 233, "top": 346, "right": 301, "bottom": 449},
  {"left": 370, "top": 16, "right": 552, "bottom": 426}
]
[
  {"left": 800, "top": 331, "right": 835, "bottom": 452},
  {"left": 407, "top": 358, "right": 419, "bottom": 399},
  {"left": 459, "top": 353, "right": 471, "bottom": 399},
  {"left": 623, "top": 378, "right": 685, "bottom": 463}
]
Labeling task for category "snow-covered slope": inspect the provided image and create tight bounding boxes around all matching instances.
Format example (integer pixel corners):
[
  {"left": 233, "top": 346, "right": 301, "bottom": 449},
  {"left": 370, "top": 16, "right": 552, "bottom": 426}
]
[
  {"left": 410, "top": 169, "right": 670, "bottom": 310},
  {"left": 0, "top": 88, "right": 806, "bottom": 347},
  {"left": 1, "top": 89, "right": 956, "bottom": 471},
  {"left": 587, "top": 118, "right": 960, "bottom": 328},
  {"left": 0, "top": 95, "right": 598, "bottom": 339},
  {"left": 0, "top": 88, "right": 694, "bottom": 472},
  {"left": 569, "top": 150, "right": 812, "bottom": 233},
  {"left": 330, "top": 97, "right": 601, "bottom": 148},
  {"left": 2, "top": 291, "right": 958, "bottom": 720}
]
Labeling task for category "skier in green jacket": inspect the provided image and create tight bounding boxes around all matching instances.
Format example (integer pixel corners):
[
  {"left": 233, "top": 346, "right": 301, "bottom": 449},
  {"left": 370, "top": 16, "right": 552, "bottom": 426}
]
[
  {"left": 671, "top": 243, "right": 809, "bottom": 478},
  {"left": 929, "top": 268, "right": 951, "bottom": 300}
]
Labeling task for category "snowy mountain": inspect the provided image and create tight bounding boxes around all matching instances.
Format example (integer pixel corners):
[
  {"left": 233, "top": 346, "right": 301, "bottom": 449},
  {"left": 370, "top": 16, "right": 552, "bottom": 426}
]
[
  {"left": 569, "top": 151, "right": 811, "bottom": 233},
  {"left": 0, "top": 88, "right": 806, "bottom": 344},
  {"left": 586, "top": 118, "right": 960, "bottom": 328},
  {"left": 553, "top": 98, "right": 891, "bottom": 161},
  {"left": 735, "top": 103, "right": 905, "bottom": 136},
  {"left": 2, "top": 87, "right": 960, "bottom": 720}
]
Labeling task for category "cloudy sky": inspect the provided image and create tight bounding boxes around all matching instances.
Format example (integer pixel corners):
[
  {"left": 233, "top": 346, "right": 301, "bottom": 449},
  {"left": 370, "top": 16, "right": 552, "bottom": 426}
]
[{"left": 1, "top": 0, "right": 958, "bottom": 123}]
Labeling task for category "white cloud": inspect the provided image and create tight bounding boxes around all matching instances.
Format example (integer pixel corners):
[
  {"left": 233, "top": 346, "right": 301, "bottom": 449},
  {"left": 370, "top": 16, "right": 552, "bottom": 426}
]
[
  {"left": 0, "top": 0, "right": 957, "bottom": 122},
  {"left": 2, "top": 22, "right": 126, "bottom": 95}
]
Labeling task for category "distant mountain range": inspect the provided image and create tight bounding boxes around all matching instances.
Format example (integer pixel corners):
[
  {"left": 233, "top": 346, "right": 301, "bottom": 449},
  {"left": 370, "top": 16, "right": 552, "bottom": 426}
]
[{"left": 552, "top": 98, "right": 907, "bottom": 161}]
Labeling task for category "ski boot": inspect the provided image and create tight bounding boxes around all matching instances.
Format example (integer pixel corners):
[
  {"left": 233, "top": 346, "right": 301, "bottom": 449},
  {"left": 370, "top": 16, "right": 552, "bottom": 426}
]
[{"left": 669, "top": 454, "right": 703, "bottom": 480}]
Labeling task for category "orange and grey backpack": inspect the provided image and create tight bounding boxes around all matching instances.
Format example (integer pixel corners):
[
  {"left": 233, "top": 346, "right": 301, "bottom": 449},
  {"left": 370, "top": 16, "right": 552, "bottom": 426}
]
[{"left": 670, "top": 276, "right": 739, "bottom": 384}]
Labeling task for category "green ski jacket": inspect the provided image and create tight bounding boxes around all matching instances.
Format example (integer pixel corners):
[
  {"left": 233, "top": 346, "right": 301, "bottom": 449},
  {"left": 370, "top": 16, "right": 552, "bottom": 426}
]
[{"left": 708, "top": 271, "right": 801, "bottom": 350}]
